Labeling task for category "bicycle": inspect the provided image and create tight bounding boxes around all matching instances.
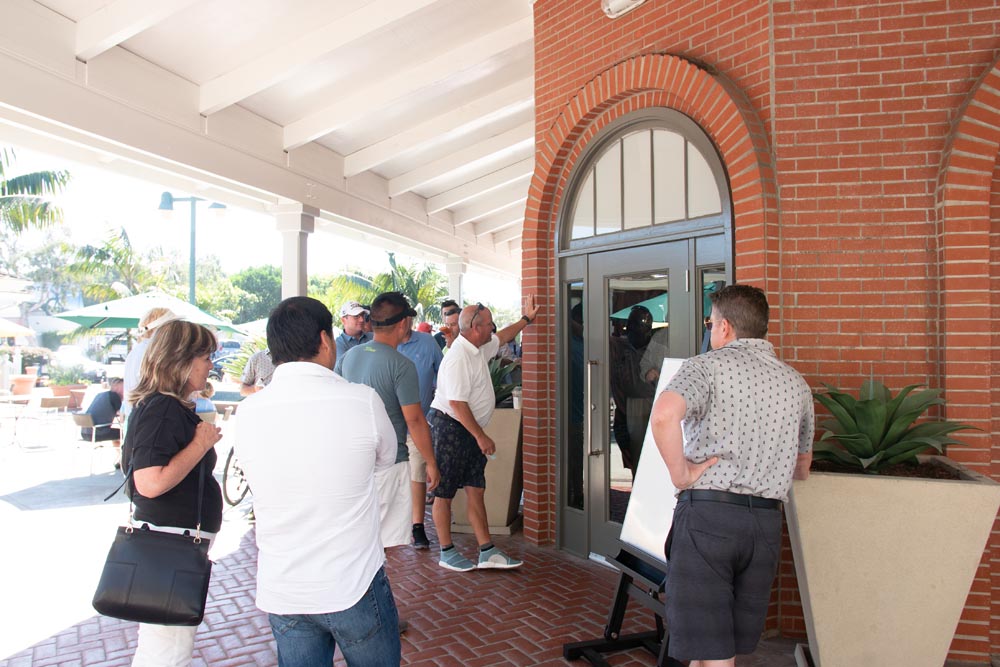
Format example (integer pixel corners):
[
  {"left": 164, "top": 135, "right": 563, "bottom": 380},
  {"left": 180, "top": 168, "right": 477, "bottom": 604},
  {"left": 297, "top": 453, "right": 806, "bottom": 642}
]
[{"left": 222, "top": 446, "right": 251, "bottom": 506}]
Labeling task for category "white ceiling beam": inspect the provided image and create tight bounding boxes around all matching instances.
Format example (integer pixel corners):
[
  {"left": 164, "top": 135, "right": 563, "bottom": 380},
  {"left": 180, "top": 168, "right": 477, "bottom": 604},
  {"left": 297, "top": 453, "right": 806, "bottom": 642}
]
[
  {"left": 426, "top": 157, "right": 533, "bottom": 213},
  {"left": 388, "top": 121, "right": 533, "bottom": 197},
  {"left": 474, "top": 212, "right": 522, "bottom": 236},
  {"left": 492, "top": 225, "right": 523, "bottom": 244},
  {"left": 199, "top": 0, "right": 439, "bottom": 115},
  {"left": 0, "top": 51, "right": 517, "bottom": 276},
  {"left": 343, "top": 78, "right": 533, "bottom": 176},
  {"left": 453, "top": 191, "right": 527, "bottom": 226},
  {"left": 283, "top": 16, "right": 533, "bottom": 150},
  {"left": 76, "top": 0, "right": 199, "bottom": 62}
]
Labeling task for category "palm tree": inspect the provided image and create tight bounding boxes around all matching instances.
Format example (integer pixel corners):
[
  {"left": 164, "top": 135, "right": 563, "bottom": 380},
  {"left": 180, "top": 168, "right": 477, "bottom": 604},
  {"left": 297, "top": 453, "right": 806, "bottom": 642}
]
[
  {"left": 0, "top": 148, "right": 70, "bottom": 232},
  {"left": 321, "top": 252, "right": 448, "bottom": 321},
  {"left": 66, "top": 227, "right": 165, "bottom": 302}
]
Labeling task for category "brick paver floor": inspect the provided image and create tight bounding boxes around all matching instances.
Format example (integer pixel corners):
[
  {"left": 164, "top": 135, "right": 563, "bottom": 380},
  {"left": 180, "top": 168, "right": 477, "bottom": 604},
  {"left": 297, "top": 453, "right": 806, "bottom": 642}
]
[
  {"left": 0, "top": 420, "right": 797, "bottom": 667},
  {"left": 0, "top": 514, "right": 797, "bottom": 666}
]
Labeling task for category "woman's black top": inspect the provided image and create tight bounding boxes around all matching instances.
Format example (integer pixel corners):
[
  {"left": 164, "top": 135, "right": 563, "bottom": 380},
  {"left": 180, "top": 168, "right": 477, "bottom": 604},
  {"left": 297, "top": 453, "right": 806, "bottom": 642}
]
[{"left": 122, "top": 393, "right": 223, "bottom": 533}]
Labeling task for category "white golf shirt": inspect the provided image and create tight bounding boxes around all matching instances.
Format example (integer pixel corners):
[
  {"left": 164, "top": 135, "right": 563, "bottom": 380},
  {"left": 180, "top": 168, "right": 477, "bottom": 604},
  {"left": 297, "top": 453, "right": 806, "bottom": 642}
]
[
  {"left": 431, "top": 333, "right": 500, "bottom": 428},
  {"left": 235, "top": 361, "right": 396, "bottom": 614}
]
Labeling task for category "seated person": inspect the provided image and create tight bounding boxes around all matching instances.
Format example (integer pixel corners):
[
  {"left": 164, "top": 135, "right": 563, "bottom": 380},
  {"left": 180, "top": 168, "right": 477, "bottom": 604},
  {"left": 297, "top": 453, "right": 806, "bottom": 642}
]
[
  {"left": 195, "top": 380, "right": 217, "bottom": 414},
  {"left": 81, "top": 377, "right": 124, "bottom": 442}
]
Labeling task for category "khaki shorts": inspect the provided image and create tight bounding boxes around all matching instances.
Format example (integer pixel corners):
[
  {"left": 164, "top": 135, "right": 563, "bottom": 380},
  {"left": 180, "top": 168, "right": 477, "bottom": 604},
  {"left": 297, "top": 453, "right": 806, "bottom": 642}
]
[
  {"left": 375, "top": 461, "right": 413, "bottom": 548},
  {"left": 407, "top": 435, "right": 427, "bottom": 483}
]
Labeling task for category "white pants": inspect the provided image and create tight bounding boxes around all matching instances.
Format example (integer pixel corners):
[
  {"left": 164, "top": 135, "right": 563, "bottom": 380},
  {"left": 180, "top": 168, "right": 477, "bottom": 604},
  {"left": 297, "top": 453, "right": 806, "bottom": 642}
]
[
  {"left": 133, "top": 624, "right": 199, "bottom": 667},
  {"left": 376, "top": 461, "right": 413, "bottom": 548},
  {"left": 131, "top": 522, "right": 215, "bottom": 667}
]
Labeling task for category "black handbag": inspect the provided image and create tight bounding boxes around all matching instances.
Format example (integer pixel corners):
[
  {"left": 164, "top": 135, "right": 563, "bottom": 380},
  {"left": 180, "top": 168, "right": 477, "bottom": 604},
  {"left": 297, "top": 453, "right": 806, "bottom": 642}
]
[{"left": 92, "top": 462, "right": 213, "bottom": 626}]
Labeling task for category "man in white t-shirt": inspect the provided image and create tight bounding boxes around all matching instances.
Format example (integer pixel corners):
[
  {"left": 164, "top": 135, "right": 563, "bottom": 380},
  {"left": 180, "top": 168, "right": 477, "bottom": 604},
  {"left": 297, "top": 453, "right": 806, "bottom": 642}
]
[
  {"left": 429, "top": 296, "right": 539, "bottom": 572},
  {"left": 236, "top": 296, "right": 401, "bottom": 666}
]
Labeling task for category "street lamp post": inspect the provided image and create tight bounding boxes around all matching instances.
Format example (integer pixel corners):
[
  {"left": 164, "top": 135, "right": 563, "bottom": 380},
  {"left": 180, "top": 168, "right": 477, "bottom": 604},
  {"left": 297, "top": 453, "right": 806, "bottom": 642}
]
[{"left": 158, "top": 192, "right": 225, "bottom": 304}]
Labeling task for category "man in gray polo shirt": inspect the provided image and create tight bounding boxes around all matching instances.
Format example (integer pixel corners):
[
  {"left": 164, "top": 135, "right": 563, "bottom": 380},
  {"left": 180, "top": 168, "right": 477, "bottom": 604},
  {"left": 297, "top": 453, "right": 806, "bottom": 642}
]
[
  {"left": 650, "top": 284, "right": 814, "bottom": 667},
  {"left": 336, "top": 292, "right": 440, "bottom": 550},
  {"left": 336, "top": 300, "right": 373, "bottom": 358}
]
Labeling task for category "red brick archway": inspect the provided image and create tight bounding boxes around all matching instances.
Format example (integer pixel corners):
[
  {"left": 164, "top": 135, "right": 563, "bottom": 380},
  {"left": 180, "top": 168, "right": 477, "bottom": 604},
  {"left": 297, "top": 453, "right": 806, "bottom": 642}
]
[
  {"left": 936, "top": 55, "right": 1000, "bottom": 657},
  {"left": 519, "top": 53, "right": 774, "bottom": 544}
]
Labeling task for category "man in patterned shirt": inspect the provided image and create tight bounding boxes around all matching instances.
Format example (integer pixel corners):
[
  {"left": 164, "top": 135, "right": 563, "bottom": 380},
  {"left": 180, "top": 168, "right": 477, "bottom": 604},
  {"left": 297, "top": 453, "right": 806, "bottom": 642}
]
[
  {"left": 240, "top": 349, "right": 275, "bottom": 396},
  {"left": 650, "top": 284, "right": 814, "bottom": 667}
]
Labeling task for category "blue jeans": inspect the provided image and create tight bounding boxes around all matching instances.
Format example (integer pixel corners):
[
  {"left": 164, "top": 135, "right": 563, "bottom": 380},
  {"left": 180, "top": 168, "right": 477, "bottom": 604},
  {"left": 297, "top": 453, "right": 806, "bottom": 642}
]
[{"left": 268, "top": 566, "right": 400, "bottom": 667}]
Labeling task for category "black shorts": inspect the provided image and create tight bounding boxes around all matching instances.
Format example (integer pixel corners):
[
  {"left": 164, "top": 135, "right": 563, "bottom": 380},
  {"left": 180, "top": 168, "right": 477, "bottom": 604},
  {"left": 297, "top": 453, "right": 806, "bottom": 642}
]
[
  {"left": 428, "top": 408, "right": 486, "bottom": 499},
  {"left": 663, "top": 496, "right": 783, "bottom": 661}
]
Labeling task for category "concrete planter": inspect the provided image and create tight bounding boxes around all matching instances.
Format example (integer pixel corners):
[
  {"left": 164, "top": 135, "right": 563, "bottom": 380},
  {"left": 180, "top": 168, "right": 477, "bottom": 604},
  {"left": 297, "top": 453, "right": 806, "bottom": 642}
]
[
  {"left": 786, "top": 456, "right": 1000, "bottom": 667},
  {"left": 451, "top": 407, "right": 523, "bottom": 535}
]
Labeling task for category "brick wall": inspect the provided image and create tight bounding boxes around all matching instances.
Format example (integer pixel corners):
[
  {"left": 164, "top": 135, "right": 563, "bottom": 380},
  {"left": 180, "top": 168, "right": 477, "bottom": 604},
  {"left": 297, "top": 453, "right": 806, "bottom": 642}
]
[{"left": 528, "top": 0, "right": 1000, "bottom": 661}]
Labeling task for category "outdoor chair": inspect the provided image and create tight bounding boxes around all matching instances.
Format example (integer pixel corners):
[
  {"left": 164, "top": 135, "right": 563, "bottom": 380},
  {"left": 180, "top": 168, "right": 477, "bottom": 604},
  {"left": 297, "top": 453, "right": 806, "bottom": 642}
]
[
  {"left": 14, "top": 395, "right": 71, "bottom": 449},
  {"left": 71, "top": 412, "right": 121, "bottom": 474}
]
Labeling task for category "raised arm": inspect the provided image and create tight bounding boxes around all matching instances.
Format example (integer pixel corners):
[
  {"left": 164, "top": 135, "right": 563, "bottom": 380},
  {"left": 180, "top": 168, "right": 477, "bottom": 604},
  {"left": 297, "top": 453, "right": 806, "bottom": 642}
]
[{"left": 496, "top": 294, "right": 541, "bottom": 347}]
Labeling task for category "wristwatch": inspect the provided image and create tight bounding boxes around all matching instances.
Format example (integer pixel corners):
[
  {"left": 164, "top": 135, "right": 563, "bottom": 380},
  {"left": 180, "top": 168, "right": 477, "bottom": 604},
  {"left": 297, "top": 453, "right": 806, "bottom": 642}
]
[{"left": 521, "top": 315, "right": 532, "bottom": 325}]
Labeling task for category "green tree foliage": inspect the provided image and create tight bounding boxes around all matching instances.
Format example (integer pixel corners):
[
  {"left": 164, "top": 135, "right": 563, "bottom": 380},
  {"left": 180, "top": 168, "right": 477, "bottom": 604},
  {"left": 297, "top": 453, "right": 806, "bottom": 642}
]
[
  {"left": 66, "top": 227, "right": 168, "bottom": 302},
  {"left": 0, "top": 148, "right": 70, "bottom": 234},
  {"left": 195, "top": 256, "right": 252, "bottom": 323},
  {"left": 308, "top": 273, "right": 335, "bottom": 299},
  {"left": 231, "top": 264, "right": 282, "bottom": 323},
  {"left": 320, "top": 253, "right": 447, "bottom": 322},
  {"left": 21, "top": 228, "right": 80, "bottom": 314}
]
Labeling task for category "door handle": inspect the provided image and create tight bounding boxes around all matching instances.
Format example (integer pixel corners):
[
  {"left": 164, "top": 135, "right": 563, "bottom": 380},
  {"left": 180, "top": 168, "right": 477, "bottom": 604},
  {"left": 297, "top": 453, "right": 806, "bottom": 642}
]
[{"left": 586, "top": 360, "right": 601, "bottom": 457}]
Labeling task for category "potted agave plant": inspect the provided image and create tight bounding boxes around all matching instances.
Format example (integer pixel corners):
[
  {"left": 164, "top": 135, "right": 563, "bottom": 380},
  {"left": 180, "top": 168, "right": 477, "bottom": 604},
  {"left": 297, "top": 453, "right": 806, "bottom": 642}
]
[
  {"left": 451, "top": 357, "right": 524, "bottom": 535},
  {"left": 786, "top": 380, "right": 1000, "bottom": 667}
]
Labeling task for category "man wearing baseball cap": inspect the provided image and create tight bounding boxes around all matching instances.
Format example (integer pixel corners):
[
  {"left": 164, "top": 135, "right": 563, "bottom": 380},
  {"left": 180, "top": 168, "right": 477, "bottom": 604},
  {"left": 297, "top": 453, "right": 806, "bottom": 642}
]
[{"left": 336, "top": 300, "right": 373, "bottom": 358}]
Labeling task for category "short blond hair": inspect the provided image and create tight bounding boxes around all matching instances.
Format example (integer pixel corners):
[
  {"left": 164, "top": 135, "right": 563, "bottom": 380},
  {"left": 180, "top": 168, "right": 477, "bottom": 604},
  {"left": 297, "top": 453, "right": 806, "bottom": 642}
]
[
  {"left": 131, "top": 320, "right": 217, "bottom": 408},
  {"left": 137, "top": 307, "right": 175, "bottom": 340}
]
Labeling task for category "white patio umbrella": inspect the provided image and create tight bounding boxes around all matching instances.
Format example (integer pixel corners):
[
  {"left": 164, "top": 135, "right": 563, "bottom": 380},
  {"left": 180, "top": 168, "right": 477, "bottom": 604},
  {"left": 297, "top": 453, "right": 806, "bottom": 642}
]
[
  {"left": 55, "top": 292, "right": 244, "bottom": 335},
  {"left": 0, "top": 317, "right": 34, "bottom": 337}
]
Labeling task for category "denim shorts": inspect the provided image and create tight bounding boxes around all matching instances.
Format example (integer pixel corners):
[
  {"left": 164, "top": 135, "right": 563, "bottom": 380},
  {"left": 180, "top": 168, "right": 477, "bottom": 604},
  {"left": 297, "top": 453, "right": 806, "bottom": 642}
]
[{"left": 663, "top": 497, "right": 783, "bottom": 661}]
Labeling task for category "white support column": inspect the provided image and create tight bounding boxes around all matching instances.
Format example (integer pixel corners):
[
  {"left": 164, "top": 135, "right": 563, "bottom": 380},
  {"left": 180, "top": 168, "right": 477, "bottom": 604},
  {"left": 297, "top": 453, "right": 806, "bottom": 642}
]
[
  {"left": 445, "top": 258, "right": 468, "bottom": 305},
  {"left": 272, "top": 203, "right": 318, "bottom": 300}
]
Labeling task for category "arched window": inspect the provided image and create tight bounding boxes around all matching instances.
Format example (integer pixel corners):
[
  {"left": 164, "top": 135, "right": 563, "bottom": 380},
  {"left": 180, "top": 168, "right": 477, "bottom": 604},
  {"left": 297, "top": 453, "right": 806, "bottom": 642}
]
[{"left": 560, "top": 109, "right": 730, "bottom": 252}]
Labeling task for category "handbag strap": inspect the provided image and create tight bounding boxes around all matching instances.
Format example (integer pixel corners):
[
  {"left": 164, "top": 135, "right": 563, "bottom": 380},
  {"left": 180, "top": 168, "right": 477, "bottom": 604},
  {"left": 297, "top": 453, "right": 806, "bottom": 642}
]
[{"left": 109, "top": 458, "right": 207, "bottom": 542}]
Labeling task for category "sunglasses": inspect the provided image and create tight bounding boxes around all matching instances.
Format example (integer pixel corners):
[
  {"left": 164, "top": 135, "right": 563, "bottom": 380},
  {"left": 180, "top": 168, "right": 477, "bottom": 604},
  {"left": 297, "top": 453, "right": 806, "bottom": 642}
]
[
  {"left": 704, "top": 318, "right": 715, "bottom": 331},
  {"left": 443, "top": 308, "right": 461, "bottom": 317},
  {"left": 470, "top": 303, "right": 485, "bottom": 327}
]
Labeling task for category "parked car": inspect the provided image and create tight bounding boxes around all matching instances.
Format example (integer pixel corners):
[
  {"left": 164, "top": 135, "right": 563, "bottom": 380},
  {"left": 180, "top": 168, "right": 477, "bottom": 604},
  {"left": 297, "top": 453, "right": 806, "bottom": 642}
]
[
  {"left": 102, "top": 338, "right": 129, "bottom": 363},
  {"left": 212, "top": 340, "right": 241, "bottom": 361},
  {"left": 210, "top": 353, "right": 239, "bottom": 381}
]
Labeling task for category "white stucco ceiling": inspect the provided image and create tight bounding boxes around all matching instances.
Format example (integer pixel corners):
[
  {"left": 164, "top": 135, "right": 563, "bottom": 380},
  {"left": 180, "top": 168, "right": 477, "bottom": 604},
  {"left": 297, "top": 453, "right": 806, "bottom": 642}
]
[{"left": 0, "top": 0, "right": 535, "bottom": 276}]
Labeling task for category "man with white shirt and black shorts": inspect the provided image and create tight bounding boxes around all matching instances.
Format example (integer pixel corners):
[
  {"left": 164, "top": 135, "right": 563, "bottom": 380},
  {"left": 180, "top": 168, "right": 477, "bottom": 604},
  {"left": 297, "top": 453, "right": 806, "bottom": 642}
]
[
  {"left": 650, "top": 284, "right": 814, "bottom": 667},
  {"left": 430, "top": 296, "right": 539, "bottom": 572}
]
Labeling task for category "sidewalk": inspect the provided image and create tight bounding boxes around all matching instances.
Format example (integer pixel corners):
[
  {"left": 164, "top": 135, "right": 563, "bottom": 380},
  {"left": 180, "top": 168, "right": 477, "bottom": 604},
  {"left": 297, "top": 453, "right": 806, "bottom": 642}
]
[{"left": 0, "top": 418, "right": 798, "bottom": 666}]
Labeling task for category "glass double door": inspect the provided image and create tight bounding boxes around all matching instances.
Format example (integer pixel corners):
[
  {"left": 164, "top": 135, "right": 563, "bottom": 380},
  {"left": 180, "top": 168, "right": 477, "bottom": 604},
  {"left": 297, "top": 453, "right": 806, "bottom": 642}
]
[{"left": 560, "top": 237, "right": 726, "bottom": 558}]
